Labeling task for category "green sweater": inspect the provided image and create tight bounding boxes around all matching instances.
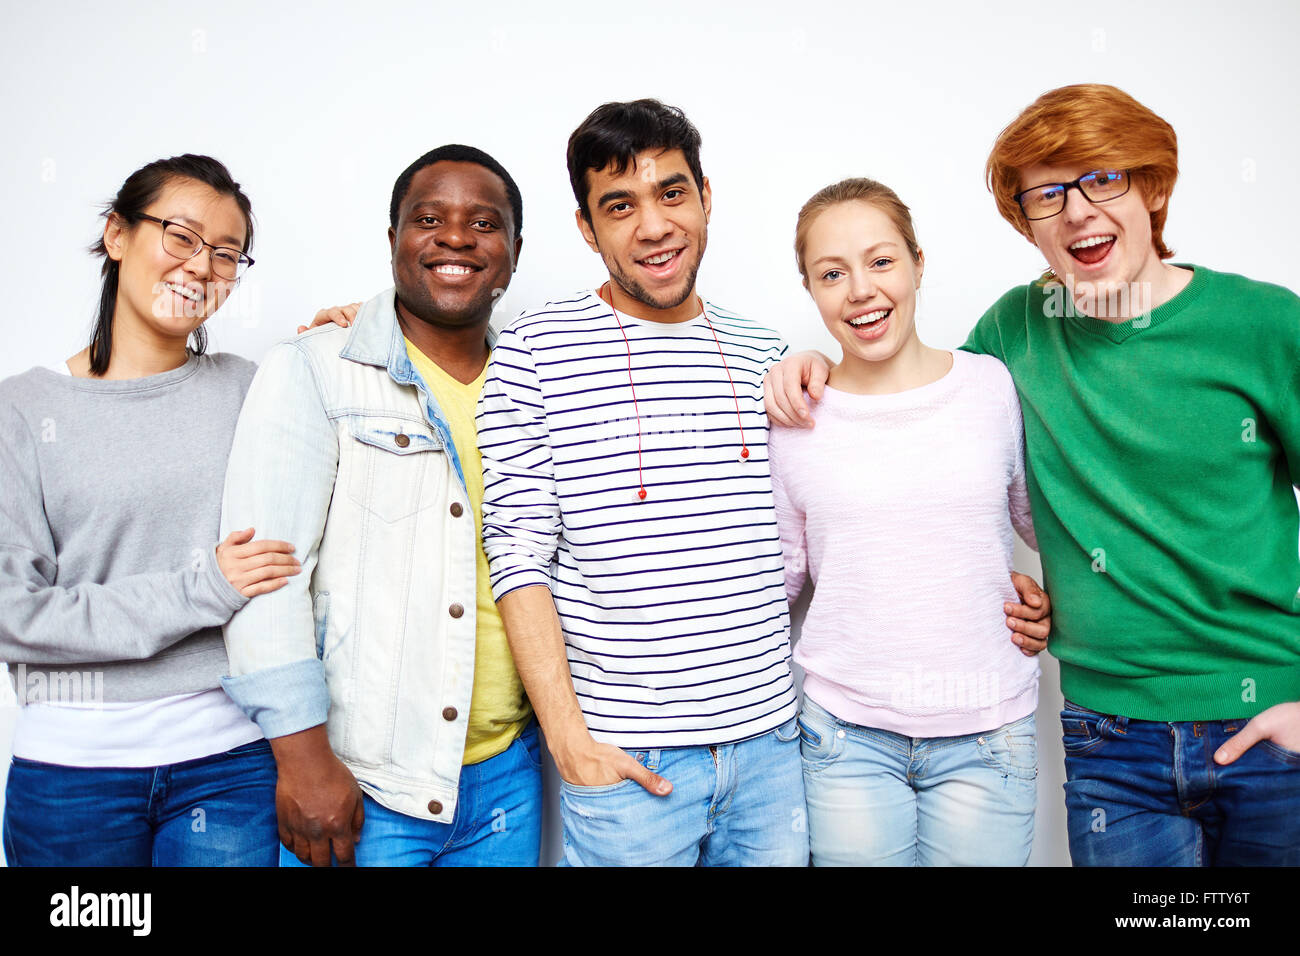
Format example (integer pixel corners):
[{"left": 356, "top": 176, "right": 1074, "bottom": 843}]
[{"left": 961, "top": 265, "right": 1300, "bottom": 720}]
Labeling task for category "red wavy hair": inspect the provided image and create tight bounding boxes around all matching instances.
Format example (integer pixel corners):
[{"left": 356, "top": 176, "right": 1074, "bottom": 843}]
[{"left": 986, "top": 84, "right": 1178, "bottom": 259}]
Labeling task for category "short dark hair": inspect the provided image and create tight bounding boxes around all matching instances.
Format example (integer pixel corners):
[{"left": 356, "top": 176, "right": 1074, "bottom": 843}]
[
  {"left": 88, "top": 154, "right": 254, "bottom": 377},
  {"left": 566, "top": 99, "right": 704, "bottom": 221},
  {"left": 389, "top": 144, "right": 523, "bottom": 238}
]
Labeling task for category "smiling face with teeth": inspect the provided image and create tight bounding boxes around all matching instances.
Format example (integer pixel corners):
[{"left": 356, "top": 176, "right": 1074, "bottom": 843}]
[
  {"left": 389, "top": 161, "right": 521, "bottom": 336},
  {"left": 1018, "top": 161, "right": 1177, "bottom": 321},
  {"left": 105, "top": 177, "right": 247, "bottom": 343},
  {"left": 802, "top": 200, "right": 927, "bottom": 381},
  {"left": 576, "top": 148, "right": 711, "bottom": 324}
]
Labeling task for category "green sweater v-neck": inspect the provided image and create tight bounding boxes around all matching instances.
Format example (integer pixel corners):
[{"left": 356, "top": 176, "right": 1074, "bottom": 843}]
[{"left": 962, "top": 265, "right": 1300, "bottom": 720}]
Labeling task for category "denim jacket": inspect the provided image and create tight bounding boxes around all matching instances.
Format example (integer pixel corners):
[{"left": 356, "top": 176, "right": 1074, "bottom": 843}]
[{"left": 221, "top": 288, "right": 490, "bottom": 822}]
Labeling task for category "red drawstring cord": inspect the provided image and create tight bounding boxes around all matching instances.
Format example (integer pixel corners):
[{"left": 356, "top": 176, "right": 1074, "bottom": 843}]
[
  {"left": 703, "top": 313, "right": 749, "bottom": 461},
  {"left": 601, "top": 283, "right": 748, "bottom": 503},
  {"left": 611, "top": 307, "right": 649, "bottom": 501}
]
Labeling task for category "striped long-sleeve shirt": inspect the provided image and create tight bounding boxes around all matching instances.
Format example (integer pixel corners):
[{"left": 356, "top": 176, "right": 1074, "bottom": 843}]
[{"left": 477, "top": 290, "right": 797, "bottom": 747}]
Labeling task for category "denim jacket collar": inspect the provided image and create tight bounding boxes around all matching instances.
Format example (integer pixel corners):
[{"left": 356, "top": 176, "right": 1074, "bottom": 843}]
[{"left": 337, "top": 287, "right": 498, "bottom": 490}]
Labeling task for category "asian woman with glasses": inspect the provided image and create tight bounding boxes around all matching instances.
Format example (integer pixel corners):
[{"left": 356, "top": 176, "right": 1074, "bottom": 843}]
[{"left": 0, "top": 155, "right": 299, "bottom": 866}]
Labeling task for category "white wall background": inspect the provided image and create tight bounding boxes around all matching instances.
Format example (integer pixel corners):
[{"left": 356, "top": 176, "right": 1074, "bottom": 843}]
[{"left": 2, "top": 0, "right": 1297, "bottom": 866}]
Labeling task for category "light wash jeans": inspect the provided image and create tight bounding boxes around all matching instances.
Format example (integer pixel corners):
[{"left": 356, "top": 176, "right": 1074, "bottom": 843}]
[
  {"left": 557, "top": 717, "right": 808, "bottom": 866},
  {"left": 280, "top": 722, "right": 543, "bottom": 867},
  {"left": 799, "top": 697, "right": 1037, "bottom": 866}
]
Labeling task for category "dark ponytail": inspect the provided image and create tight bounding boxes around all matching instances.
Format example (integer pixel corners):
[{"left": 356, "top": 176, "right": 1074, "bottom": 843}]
[{"left": 89, "top": 154, "right": 254, "bottom": 376}]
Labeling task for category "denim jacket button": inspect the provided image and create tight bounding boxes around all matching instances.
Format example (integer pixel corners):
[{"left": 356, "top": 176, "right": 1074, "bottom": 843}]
[
  {"left": 428, "top": 800, "right": 442, "bottom": 814},
  {"left": 449, "top": 502, "right": 464, "bottom": 517},
  {"left": 394, "top": 433, "right": 410, "bottom": 448},
  {"left": 442, "top": 707, "right": 458, "bottom": 722},
  {"left": 448, "top": 603, "right": 464, "bottom": 619}
]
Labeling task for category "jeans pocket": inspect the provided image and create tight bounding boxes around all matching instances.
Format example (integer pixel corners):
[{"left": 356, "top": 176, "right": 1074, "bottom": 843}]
[
  {"left": 560, "top": 750, "right": 651, "bottom": 795},
  {"left": 1260, "top": 740, "right": 1300, "bottom": 766},
  {"left": 1061, "top": 703, "right": 1107, "bottom": 757},
  {"left": 224, "top": 739, "right": 273, "bottom": 758},
  {"left": 773, "top": 716, "right": 800, "bottom": 743},
  {"left": 978, "top": 720, "right": 1039, "bottom": 780},
  {"left": 517, "top": 723, "right": 544, "bottom": 772},
  {"left": 797, "top": 705, "right": 843, "bottom": 773}
]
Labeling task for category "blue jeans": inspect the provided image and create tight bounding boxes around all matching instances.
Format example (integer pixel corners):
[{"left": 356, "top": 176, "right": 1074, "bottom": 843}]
[
  {"left": 799, "top": 698, "right": 1037, "bottom": 866},
  {"left": 280, "top": 722, "right": 543, "bottom": 867},
  {"left": 558, "top": 718, "right": 808, "bottom": 866},
  {"left": 2, "top": 739, "right": 278, "bottom": 866},
  {"left": 1061, "top": 699, "right": 1300, "bottom": 866}
]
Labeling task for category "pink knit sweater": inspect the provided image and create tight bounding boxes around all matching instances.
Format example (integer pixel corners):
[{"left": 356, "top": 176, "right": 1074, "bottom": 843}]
[{"left": 771, "top": 350, "right": 1040, "bottom": 737}]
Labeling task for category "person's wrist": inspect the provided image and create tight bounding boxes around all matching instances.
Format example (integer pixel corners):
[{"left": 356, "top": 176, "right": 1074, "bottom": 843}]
[
  {"left": 269, "top": 724, "right": 336, "bottom": 771},
  {"left": 550, "top": 726, "right": 599, "bottom": 776}
]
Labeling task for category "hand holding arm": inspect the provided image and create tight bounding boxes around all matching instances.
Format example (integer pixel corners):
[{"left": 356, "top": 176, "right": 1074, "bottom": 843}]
[{"left": 1006, "top": 572, "right": 1051, "bottom": 657}]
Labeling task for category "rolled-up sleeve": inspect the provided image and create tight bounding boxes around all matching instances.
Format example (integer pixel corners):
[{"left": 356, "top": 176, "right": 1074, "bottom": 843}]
[
  {"left": 476, "top": 326, "right": 561, "bottom": 600},
  {"left": 220, "top": 340, "right": 337, "bottom": 739}
]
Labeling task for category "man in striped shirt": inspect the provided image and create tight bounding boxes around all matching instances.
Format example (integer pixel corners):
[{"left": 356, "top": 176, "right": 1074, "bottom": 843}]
[{"left": 478, "top": 99, "right": 808, "bottom": 866}]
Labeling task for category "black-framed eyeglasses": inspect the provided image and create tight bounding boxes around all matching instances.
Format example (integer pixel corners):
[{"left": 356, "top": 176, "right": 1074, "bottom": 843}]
[
  {"left": 137, "top": 214, "right": 254, "bottom": 280},
  {"left": 1014, "top": 170, "right": 1131, "bottom": 221}
]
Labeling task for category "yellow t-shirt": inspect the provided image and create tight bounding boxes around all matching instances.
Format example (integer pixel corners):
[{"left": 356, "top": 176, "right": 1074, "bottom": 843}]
[{"left": 404, "top": 339, "right": 532, "bottom": 765}]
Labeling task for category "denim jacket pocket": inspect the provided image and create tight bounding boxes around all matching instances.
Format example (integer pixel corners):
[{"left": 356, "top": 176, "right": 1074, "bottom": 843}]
[{"left": 346, "top": 416, "right": 445, "bottom": 523}]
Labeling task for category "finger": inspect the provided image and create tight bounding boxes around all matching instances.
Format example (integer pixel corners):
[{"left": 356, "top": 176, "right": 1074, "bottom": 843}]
[
  {"left": 353, "top": 795, "right": 365, "bottom": 839},
  {"left": 244, "top": 539, "right": 298, "bottom": 554},
  {"left": 292, "top": 833, "right": 313, "bottom": 865},
  {"left": 622, "top": 756, "right": 672, "bottom": 796},
  {"left": 1009, "top": 573, "right": 1043, "bottom": 601},
  {"left": 240, "top": 577, "right": 291, "bottom": 598},
  {"left": 231, "top": 550, "right": 301, "bottom": 573},
  {"left": 780, "top": 367, "right": 811, "bottom": 425},
  {"left": 308, "top": 832, "right": 334, "bottom": 868},
  {"left": 222, "top": 527, "right": 256, "bottom": 547},
  {"left": 242, "top": 551, "right": 303, "bottom": 570},
  {"left": 331, "top": 830, "right": 357, "bottom": 867},
  {"left": 236, "top": 562, "right": 303, "bottom": 589},
  {"left": 808, "top": 355, "right": 829, "bottom": 401},
  {"left": 764, "top": 374, "right": 796, "bottom": 428},
  {"left": 1007, "top": 617, "right": 1050, "bottom": 639},
  {"left": 1215, "top": 719, "right": 1264, "bottom": 765},
  {"left": 297, "top": 325, "right": 309, "bottom": 335},
  {"left": 1012, "top": 629, "right": 1048, "bottom": 649},
  {"left": 1004, "top": 601, "right": 1049, "bottom": 622}
]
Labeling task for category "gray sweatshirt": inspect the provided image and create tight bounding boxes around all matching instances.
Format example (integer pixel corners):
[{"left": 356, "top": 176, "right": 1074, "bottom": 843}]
[{"left": 0, "top": 352, "right": 254, "bottom": 703}]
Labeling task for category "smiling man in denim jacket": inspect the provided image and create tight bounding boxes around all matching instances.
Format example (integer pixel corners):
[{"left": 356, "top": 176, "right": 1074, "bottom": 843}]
[{"left": 219, "top": 145, "right": 539, "bottom": 867}]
